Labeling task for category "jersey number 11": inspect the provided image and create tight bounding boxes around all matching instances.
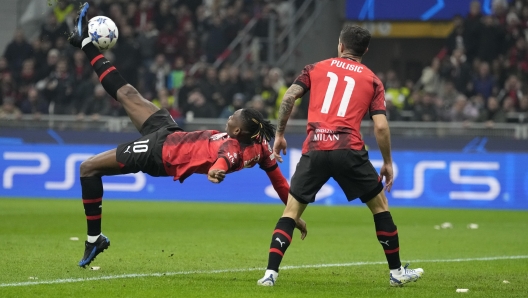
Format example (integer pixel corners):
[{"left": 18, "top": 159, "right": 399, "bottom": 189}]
[{"left": 321, "top": 71, "right": 356, "bottom": 117}]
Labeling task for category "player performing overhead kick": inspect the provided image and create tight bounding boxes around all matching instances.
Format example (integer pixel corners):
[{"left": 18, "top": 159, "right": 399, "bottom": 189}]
[
  {"left": 68, "top": 3, "right": 307, "bottom": 268},
  {"left": 256, "top": 24, "right": 423, "bottom": 287}
]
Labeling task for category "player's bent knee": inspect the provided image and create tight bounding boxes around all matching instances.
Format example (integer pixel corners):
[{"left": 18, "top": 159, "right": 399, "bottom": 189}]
[
  {"left": 80, "top": 158, "right": 98, "bottom": 177},
  {"left": 116, "top": 84, "right": 139, "bottom": 102},
  {"left": 366, "top": 191, "right": 390, "bottom": 214}
]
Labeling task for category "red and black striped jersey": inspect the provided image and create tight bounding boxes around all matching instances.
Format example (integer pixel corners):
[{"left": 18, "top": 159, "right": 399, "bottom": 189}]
[
  {"left": 294, "top": 57, "right": 386, "bottom": 153},
  {"left": 161, "top": 130, "right": 277, "bottom": 182}
]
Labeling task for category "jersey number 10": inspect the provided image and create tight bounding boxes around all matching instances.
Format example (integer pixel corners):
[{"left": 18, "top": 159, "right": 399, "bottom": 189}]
[{"left": 321, "top": 71, "right": 356, "bottom": 117}]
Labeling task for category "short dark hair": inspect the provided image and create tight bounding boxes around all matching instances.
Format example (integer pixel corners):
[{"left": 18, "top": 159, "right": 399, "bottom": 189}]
[{"left": 339, "top": 24, "right": 371, "bottom": 56}]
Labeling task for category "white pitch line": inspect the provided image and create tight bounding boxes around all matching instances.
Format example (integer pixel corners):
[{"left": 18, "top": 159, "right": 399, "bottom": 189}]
[{"left": 1, "top": 255, "right": 526, "bottom": 288}]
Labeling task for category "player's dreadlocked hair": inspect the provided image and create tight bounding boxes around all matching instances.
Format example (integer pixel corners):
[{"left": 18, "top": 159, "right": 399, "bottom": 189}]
[{"left": 240, "top": 108, "right": 276, "bottom": 143}]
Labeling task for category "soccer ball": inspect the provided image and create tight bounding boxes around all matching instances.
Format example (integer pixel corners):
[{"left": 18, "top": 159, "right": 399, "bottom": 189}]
[{"left": 87, "top": 16, "right": 119, "bottom": 51}]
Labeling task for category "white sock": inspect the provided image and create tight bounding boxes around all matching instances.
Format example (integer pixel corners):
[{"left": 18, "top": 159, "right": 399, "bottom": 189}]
[
  {"left": 390, "top": 266, "right": 404, "bottom": 276},
  {"left": 264, "top": 269, "right": 279, "bottom": 280},
  {"left": 87, "top": 234, "right": 100, "bottom": 243},
  {"left": 81, "top": 37, "right": 93, "bottom": 49}
]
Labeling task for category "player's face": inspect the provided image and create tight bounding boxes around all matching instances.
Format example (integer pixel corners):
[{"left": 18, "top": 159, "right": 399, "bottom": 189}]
[{"left": 226, "top": 109, "right": 243, "bottom": 138}]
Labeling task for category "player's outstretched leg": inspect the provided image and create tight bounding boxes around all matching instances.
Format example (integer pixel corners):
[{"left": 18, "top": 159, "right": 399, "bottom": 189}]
[
  {"left": 68, "top": 2, "right": 159, "bottom": 132},
  {"left": 78, "top": 149, "right": 122, "bottom": 267},
  {"left": 257, "top": 195, "right": 307, "bottom": 286},
  {"left": 366, "top": 191, "right": 424, "bottom": 286}
]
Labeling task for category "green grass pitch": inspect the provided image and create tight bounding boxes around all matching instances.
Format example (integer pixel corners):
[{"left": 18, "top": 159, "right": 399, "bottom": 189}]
[{"left": 0, "top": 198, "right": 527, "bottom": 297}]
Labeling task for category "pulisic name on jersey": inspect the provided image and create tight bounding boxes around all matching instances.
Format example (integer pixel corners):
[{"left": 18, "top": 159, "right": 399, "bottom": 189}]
[{"left": 330, "top": 59, "right": 363, "bottom": 73}]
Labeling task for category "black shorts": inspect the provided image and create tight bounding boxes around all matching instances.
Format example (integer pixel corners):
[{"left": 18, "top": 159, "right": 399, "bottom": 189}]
[
  {"left": 289, "top": 149, "right": 383, "bottom": 204},
  {"left": 116, "top": 109, "right": 182, "bottom": 177}
]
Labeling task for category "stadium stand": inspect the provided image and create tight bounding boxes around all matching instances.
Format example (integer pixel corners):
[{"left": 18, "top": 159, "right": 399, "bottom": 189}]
[{"left": 1, "top": 0, "right": 528, "bottom": 129}]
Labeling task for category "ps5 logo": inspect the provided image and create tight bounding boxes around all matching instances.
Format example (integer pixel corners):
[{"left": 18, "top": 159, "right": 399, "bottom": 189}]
[
  {"left": 265, "top": 149, "right": 501, "bottom": 201},
  {"left": 2, "top": 152, "right": 145, "bottom": 191}
]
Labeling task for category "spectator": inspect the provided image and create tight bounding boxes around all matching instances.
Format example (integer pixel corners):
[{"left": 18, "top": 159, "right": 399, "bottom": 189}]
[
  {"left": 464, "top": 0, "right": 483, "bottom": 62},
  {"left": 72, "top": 49, "right": 91, "bottom": 83},
  {"left": 38, "top": 59, "right": 75, "bottom": 115},
  {"left": 507, "top": 37, "right": 528, "bottom": 78},
  {"left": 16, "top": 59, "right": 37, "bottom": 99},
  {"left": 215, "top": 68, "right": 236, "bottom": 113},
  {"left": 146, "top": 54, "right": 171, "bottom": 95},
  {"left": 31, "top": 40, "right": 49, "bottom": 76},
  {"left": 157, "top": 22, "right": 183, "bottom": 63},
  {"left": 55, "top": 35, "right": 74, "bottom": 59},
  {"left": 37, "top": 47, "right": 60, "bottom": 81},
  {"left": 258, "top": 76, "right": 277, "bottom": 118},
  {"left": 519, "top": 95, "right": 528, "bottom": 113},
  {"left": 445, "top": 15, "right": 466, "bottom": 55},
  {"left": 186, "top": 90, "right": 216, "bottom": 118},
  {"left": 133, "top": 0, "right": 155, "bottom": 30},
  {"left": 204, "top": 15, "right": 227, "bottom": 63},
  {"left": 478, "top": 96, "right": 507, "bottom": 125},
  {"left": 151, "top": 87, "right": 181, "bottom": 120},
  {"left": 40, "top": 13, "right": 70, "bottom": 46},
  {"left": 497, "top": 75, "right": 523, "bottom": 109},
  {"left": 240, "top": 68, "right": 257, "bottom": 99},
  {"left": 182, "top": 38, "right": 202, "bottom": 66},
  {"left": 53, "top": 0, "right": 75, "bottom": 24},
  {"left": 219, "top": 93, "right": 245, "bottom": 118},
  {"left": 154, "top": 0, "right": 172, "bottom": 31},
  {"left": 471, "top": 61, "right": 496, "bottom": 98},
  {"left": 476, "top": 15, "right": 505, "bottom": 63},
  {"left": 3, "top": 29, "right": 33, "bottom": 74},
  {"left": 78, "top": 85, "right": 111, "bottom": 120},
  {"left": 0, "top": 96, "right": 22, "bottom": 119},
  {"left": 198, "top": 66, "right": 219, "bottom": 102},
  {"left": 137, "top": 21, "right": 159, "bottom": 67},
  {"left": 247, "top": 94, "right": 269, "bottom": 119},
  {"left": 223, "top": 6, "right": 242, "bottom": 44},
  {"left": 442, "top": 48, "right": 472, "bottom": 95},
  {"left": 413, "top": 92, "right": 438, "bottom": 122},
  {"left": 384, "top": 94, "right": 402, "bottom": 121},
  {"left": 113, "top": 25, "right": 141, "bottom": 87},
  {"left": 417, "top": 57, "right": 442, "bottom": 95},
  {"left": 167, "top": 56, "right": 186, "bottom": 93},
  {"left": 19, "top": 87, "right": 48, "bottom": 116},
  {"left": 178, "top": 75, "right": 198, "bottom": 114}
]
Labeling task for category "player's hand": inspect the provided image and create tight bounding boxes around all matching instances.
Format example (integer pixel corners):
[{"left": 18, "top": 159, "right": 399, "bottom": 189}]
[
  {"left": 295, "top": 218, "right": 307, "bottom": 240},
  {"left": 380, "top": 162, "right": 394, "bottom": 192},
  {"left": 207, "top": 169, "right": 226, "bottom": 183},
  {"left": 273, "top": 135, "right": 287, "bottom": 163}
]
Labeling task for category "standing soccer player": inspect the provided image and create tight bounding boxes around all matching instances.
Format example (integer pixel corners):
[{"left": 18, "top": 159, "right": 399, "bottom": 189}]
[{"left": 257, "top": 24, "right": 423, "bottom": 287}]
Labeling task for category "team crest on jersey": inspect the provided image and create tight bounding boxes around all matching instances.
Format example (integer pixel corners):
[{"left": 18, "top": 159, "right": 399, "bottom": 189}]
[{"left": 210, "top": 132, "right": 227, "bottom": 140}]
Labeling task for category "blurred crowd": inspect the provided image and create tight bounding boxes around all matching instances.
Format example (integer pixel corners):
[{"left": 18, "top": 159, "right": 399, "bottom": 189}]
[
  {"left": 381, "top": 0, "right": 528, "bottom": 126},
  {"left": 0, "top": 0, "right": 306, "bottom": 123},
  {"left": 2, "top": 0, "right": 528, "bottom": 127}
]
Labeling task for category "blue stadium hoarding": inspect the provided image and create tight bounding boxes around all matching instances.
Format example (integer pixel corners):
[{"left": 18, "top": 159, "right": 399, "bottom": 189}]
[
  {"left": 1, "top": 144, "right": 527, "bottom": 210},
  {"left": 346, "top": 0, "right": 512, "bottom": 21}
]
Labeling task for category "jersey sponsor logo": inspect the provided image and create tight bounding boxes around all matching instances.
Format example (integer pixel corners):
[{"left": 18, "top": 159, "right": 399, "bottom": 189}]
[
  {"left": 312, "top": 129, "right": 340, "bottom": 142},
  {"left": 330, "top": 59, "right": 364, "bottom": 73},
  {"left": 244, "top": 154, "right": 260, "bottom": 168},
  {"left": 312, "top": 134, "right": 339, "bottom": 141}
]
